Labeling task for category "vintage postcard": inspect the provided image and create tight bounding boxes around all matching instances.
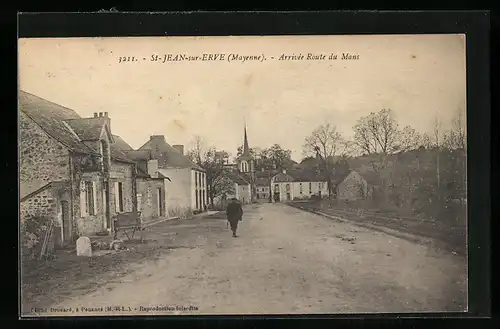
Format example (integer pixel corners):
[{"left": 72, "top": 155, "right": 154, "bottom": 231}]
[{"left": 19, "top": 34, "right": 467, "bottom": 317}]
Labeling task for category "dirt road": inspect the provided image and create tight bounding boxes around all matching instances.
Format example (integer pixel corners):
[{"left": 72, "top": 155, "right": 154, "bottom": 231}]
[{"left": 40, "top": 203, "right": 467, "bottom": 316}]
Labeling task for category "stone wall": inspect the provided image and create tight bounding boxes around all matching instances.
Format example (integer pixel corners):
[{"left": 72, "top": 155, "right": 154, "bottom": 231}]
[
  {"left": 337, "top": 171, "right": 368, "bottom": 201},
  {"left": 19, "top": 111, "right": 70, "bottom": 189},
  {"left": 136, "top": 178, "right": 165, "bottom": 219},
  {"left": 20, "top": 187, "right": 57, "bottom": 221},
  {"left": 75, "top": 173, "right": 106, "bottom": 236},
  {"left": 109, "top": 160, "right": 135, "bottom": 216}
]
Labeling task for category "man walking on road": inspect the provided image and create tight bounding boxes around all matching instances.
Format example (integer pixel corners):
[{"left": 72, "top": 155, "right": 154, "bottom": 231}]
[{"left": 226, "top": 197, "right": 243, "bottom": 237}]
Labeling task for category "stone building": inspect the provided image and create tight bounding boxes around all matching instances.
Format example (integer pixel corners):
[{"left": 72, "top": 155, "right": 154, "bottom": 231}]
[
  {"left": 335, "top": 170, "right": 371, "bottom": 201},
  {"left": 112, "top": 136, "right": 167, "bottom": 221},
  {"left": 126, "top": 135, "right": 207, "bottom": 217},
  {"left": 19, "top": 91, "right": 161, "bottom": 248}
]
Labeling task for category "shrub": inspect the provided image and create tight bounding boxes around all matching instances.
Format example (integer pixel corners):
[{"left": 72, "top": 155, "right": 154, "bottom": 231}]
[
  {"left": 168, "top": 206, "right": 194, "bottom": 219},
  {"left": 21, "top": 215, "right": 53, "bottom": 262}
]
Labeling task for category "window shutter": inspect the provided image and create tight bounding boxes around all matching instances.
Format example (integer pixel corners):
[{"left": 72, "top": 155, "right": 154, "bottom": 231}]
[
  {"left": 80, "top": 180, "right": 86, "bottom": 217},
  {"left": 92, "top": 181, "right": 98, "bottom": 215},
  {"left": 114, "top": 182, "right": 120, "bottom": 213}
]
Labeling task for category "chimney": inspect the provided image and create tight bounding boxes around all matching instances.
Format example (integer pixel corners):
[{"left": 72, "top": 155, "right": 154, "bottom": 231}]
[
  {"left": 282, "top": 169, "right": 286, "bottom": 174},
  {"left": 93, "top": 113, "right": 98, "bottom": 118},
  {"left": 149, "top": 135, "right": 165, "bottom": 159},
  {"left": 104, "top": 112, "right": 108, "bottom": 117},
  {"left": 172, "top": 144, "right": 184, "bottom": 155},
  {"left": 147, "top": 159, "right": 159, "bottom": 178},
  {"left": 99, "top": 112, "right": 103, "bottom": 117}
]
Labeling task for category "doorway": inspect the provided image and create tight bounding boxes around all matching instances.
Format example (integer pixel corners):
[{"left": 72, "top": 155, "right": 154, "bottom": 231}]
[
  {"left": 103, "top": 181, "right": 111, "bottom": 229},
  {"left": 60, "top": 200, "right": 71, "bottom": 244},
  {"left": 157, "top": 188, "right": 162, "bottom": 217}
]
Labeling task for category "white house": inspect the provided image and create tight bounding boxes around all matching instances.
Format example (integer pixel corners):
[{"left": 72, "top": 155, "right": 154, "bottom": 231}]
[
  {"left": 126, "top": 135, "right": 208, "bottom": 216},
  {"left": 213, "top": 171, "right": 252, "bottom": 209},
  {"left": 270, "top": 169, "right": 328, "bottom": 202}
]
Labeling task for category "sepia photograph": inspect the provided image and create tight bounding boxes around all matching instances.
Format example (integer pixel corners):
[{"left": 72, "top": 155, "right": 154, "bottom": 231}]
[{"left": 18, "top": 34, "right": 467, "bottom": 316}]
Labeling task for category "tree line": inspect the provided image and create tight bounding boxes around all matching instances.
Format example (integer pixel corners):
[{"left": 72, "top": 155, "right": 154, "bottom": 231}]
[{"left": 302, "top": 108, "right": 466, "bottom": 221}]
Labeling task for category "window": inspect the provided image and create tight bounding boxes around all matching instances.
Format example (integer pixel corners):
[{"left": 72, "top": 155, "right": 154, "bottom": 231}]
[
  {"left": 195, "top": 172, "right": 198, "bottom": 188},
  {"left": 80, "top": 181, "right": 97, "bottom": 217},
  {"left": 309, "top": 182, "right": 312, "bottom": 194},
  {"left": 157, "top": 188, "right": 163, "bottom": 216},
  {"left": 114, "top": 182, "right": 124, "bottom": 213},
  {"left": 274, "top": 184, "right": 279, "bottom": 192},
  {"left": 137, "top": 193, "right": 142, "bottom": 212},
  {"left": 202, "top": 190, "right": 205, "bottom": 207},
  {"left": 319, "top": 182, "right": 323, "bottom": 190},
  {"left": 240, "top": 161, "right": 248, "bottom": 172},
  {"left": 85, "top": 181, "right": 95, "bottom": 215},
  {"left": 285, "top": 184, "right": 290, "bottom": 192},
  {"left": 195, "top": 190, "right": 199, "bottom": 209},
  {"left": 198, "top": 190, "right": 204, "bottom": 209},
  {"left": 299, "top": 183, "right": 303, "bottom": 194}
]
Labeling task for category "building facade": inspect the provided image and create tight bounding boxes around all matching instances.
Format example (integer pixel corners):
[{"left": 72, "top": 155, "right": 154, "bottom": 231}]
[
  {"left": 270, "top": 170, "right": 329, "bottom": 202},
  {"left": 336, "top": 170, "right": 370, "bottom": 201},
  {"left": 130, "top": 135, "right": 208, "bottom": 217},
  {"left": 19, "top": 91, "right": 142, "bottom": 247},
  {"left": 212, "top": 171, "right": 252, "bottom": 209}
]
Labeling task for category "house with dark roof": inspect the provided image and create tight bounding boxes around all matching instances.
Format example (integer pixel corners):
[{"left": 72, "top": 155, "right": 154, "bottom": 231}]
[
  {"left": 270, "top": 169, "right": 329, "bottom": 202},
  {"left": 111, "top": 135, "right": 167, "bottom": 220},
  {"left": 212, "top": 171, "right": 252, "bottom": 209},
  {"left": 127, "top": 135, "right": 208, "bottom": 216},
  {"left": 19, "top": 91, "right": 161, "bottom": 247}
]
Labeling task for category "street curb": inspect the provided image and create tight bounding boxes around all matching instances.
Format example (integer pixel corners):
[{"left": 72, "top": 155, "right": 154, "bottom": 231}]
[
  {"left": 143, "top": 211, "right": 223, "bottom": 229},
  {"left": 287, "top": 203, "right": 465, "bottom": 256},
  {"left": 142, "top": 216, "right": 180, "bottom": 229}
]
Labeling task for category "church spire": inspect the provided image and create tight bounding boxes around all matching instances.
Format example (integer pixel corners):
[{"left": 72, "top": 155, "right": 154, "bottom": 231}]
[{"left": 243, "top": 122, "right": 250, "bottom": 156}]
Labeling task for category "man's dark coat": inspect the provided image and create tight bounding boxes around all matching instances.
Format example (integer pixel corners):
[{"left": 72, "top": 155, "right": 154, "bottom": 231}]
[{"left": 226, "top": 200, "right": 243, "bottom": 223}]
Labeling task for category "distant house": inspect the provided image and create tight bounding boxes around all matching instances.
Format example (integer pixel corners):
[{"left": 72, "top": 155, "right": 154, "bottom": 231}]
[
  {"left": 127, "top": 135, "right": 208, "bottom": 216},
  {"left": 270, "top": 169, "right": 328, "bottom": 202},
  {"left": 335, "top": 170, "right": 371, "bottom": 201},
  {"left": 213, "top": 171, "right": 252, "bottom": 209},
  {"left": 255, "top": 177, "right": 271, "bottom": 202},
  {"left": 19, "top": 91, "right": 142, "bottom": 247}
]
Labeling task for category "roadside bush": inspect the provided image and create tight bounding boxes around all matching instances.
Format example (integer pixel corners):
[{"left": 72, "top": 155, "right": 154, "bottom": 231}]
[
  {"left": 310, "top": 195, "right": 322, "bottom": 202},
  {"left": 21, "top": 215, "right": 53, "bottom": 262},
  {"left": 167, "top": 206, "right": 194, "bottom": 219}
]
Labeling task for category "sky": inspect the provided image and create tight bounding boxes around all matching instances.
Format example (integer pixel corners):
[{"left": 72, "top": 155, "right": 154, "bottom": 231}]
[{"left": 18, "top": 35, "right": 466, "bottom": 162}]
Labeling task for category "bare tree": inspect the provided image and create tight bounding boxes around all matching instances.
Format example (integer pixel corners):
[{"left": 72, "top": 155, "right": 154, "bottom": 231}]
[
  {"left": 443, "top": 108, "right": 467, "bottom": 150},
  {"left": 352, "top": 109, "right": 421, "bottom": 203},
  {"left": 303, "top": 123, "right": 349, "bottom": 198},
  {"left": 442, "top": 108, "right": 467, "bottom": 208},
  {"left": 186, "top": 136, "right": 231, "bottom": 207},
  {"left": 353, "top": 109, "right": 421, "bottom": 155},
  {"left": 421, "top": 116, "right": 445, "bottom": 201}
]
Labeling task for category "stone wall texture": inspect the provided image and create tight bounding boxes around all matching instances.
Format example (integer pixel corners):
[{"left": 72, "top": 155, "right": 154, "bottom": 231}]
[
  {"left": 109, "top": 160, "right": 135, "bottom": 216},
  {"left": 20, "top": 187, "right": 57, "bottom": 221},
  {"left": 19, "top": 111, "right": 70, "bottom": 186},
  {"left": 137, "top": 178, "right": 165, "bottom": 219},
  {"left": 75, "top": 173, "right": 106, "bottom": 236},
  {"left": 337, "top": 171, "right": 368, "bottom": 201}
]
